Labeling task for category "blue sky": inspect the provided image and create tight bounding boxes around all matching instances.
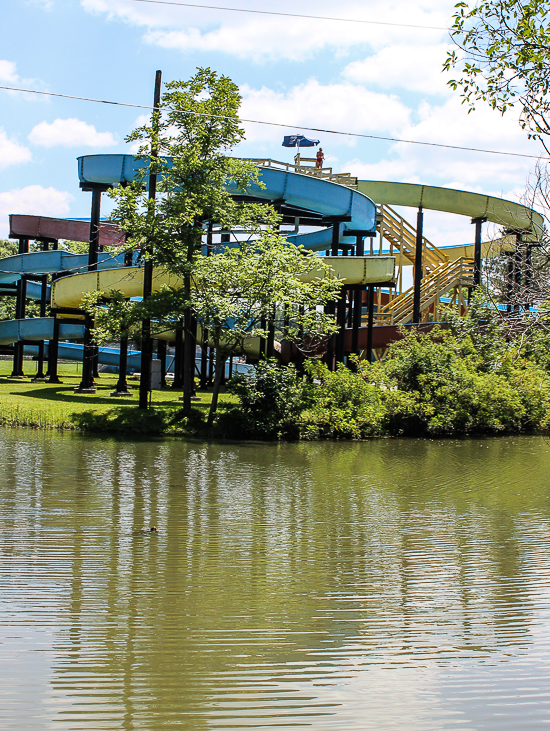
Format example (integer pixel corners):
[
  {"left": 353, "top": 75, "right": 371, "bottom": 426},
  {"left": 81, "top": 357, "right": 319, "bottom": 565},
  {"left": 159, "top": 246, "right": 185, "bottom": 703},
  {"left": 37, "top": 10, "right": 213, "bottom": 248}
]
[{"left": 0, "top": 0, "right": 545, "bottom": 244}]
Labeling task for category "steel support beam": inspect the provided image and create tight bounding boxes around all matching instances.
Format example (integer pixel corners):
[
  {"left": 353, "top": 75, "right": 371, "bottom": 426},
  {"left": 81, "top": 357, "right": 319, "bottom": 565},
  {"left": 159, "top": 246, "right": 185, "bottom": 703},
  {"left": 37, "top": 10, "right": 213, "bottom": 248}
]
[
  {"left": 413, "top": 206, "right": 423, "bottom": 323},
  {"left": 472, "top": 216, "right": 486, "bottom": 287}
]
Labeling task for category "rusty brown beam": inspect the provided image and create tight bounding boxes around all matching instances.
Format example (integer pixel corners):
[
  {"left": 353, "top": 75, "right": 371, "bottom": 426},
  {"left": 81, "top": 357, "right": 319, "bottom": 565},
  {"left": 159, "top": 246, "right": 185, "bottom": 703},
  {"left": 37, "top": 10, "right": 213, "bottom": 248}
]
[{"left": 9, "top": 214, "right": 125, "bottom": 247}]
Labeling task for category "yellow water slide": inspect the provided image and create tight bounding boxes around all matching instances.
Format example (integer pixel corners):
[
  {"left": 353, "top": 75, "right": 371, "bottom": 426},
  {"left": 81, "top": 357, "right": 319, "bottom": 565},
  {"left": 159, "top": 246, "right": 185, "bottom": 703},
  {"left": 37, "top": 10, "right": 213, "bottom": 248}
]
[{"left": 51, "top": 256, "right": 395, "bottom": 356}]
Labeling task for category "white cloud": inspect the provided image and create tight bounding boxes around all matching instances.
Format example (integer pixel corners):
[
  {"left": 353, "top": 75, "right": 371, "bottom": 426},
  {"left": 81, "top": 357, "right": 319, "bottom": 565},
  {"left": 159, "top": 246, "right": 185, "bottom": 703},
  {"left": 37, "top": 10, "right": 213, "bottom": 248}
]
[
  {"left": 28, "top": 118, "right": 117, "bottom": 148},
  {"left": 0, "top": 128, "right": 32, "bottom": 169},
  {"left": 81, "top": 0, "right": 451, "bottom": 61},
  {"left": 0, "top": 186, "right": 73, "bottom": 238},
  {"left": 343, "top": 44, "right": 454, "bottom": 95},
  {"left": 0, "top": 60, "right": 18, "bottom": 84},
  {"left": 239, "top": 80, "right": 411, "bottom": 145}
]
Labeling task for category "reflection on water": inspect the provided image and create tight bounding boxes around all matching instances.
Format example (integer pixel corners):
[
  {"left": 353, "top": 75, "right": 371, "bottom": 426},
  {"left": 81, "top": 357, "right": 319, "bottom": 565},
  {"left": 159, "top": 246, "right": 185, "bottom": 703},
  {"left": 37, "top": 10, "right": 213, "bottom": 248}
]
[{"left": 1, "top": 431, "right": 550, "bottom": 729}]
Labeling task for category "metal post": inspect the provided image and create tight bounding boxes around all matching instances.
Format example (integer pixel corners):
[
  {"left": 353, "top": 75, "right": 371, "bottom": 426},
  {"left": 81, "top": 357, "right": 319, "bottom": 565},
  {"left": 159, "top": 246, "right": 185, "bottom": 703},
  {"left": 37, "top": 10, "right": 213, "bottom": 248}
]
[
  {"left": 34, "top": 274, "right": 48, "bottom": 380},
  {"left": 506, "top": 254, "right": 514, "bottom": 312},
  {"left": 76, "top": 183, "right": 106, "bottom": 392},
  {"left": 524, "top": 244, "right": 533, "bottom": 310},
  {"left": 351, "top": 287, "right": 362, "bottom": 356},
  {"left": 335, "top": 287, "right": 347, "bottom": 364},
  {"left": 331, "top": 221, "right": 340, "bottom": 256},
  {"left": 472, "top": 217, "right": 486, "bottom": 287},
  {"left": 47, "top": 316, "right": 62, "bottom": 384},
  {"left": 413, "top": 206, "right": 423, "bottom": 323},
  {"left": 139, "top": 69, "right": 162, "bottom": 410},
  {"left": 514, "top": 233, "right": 523, "bottom": 312},
  {"left": 366, "top": 286, "right": 374, "bottom": 364},
  {"left": 11, "top": 275, "right": 27, "bottom": 377},
  {"left": 112, "top": 335, "right": 131, "bottom": 396}
]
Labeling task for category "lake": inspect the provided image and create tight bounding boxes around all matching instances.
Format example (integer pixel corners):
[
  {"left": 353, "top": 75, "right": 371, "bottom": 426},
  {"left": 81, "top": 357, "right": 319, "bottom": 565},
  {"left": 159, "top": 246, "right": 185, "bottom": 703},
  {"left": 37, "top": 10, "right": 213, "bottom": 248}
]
[{"left": 1, "top": 430, "right": 550, "bottom": 729}]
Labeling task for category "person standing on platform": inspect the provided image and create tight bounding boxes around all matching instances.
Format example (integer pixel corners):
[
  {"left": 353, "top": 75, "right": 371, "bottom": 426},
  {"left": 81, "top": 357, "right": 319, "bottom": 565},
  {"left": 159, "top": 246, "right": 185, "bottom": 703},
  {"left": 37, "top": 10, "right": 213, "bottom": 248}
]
[{"left": 316, "top": 147, "right": 325, "bottom": 169}]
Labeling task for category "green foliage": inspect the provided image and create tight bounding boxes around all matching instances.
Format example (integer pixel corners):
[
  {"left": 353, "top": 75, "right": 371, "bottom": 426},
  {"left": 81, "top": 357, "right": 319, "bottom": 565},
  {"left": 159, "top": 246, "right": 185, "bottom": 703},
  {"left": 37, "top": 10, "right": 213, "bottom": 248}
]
[
  {"left": 298, "top": 360, "right": 387, "bottom": 439},
  {"left": 445, "top": 0, "right": 550, "bottom": 141},
  {"left": 227, "top": 360, "right": 310, "bottom": 439},
  {"left": 228, "top": 325, "right": 550, "bottom": 440},
  {"left": 109, "top": 67, "right": 264, "bottom": 277}
]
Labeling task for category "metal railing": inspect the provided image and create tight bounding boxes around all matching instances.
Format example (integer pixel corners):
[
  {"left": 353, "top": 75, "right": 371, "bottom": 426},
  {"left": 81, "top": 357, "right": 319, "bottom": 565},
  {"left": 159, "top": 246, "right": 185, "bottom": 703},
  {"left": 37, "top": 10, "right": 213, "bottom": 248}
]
[
  {"left": 246, "top": 157, "right": 358, "bottom": 186},
  {"left": 372, "top": 258, "right": 475, "bottom": 325}
]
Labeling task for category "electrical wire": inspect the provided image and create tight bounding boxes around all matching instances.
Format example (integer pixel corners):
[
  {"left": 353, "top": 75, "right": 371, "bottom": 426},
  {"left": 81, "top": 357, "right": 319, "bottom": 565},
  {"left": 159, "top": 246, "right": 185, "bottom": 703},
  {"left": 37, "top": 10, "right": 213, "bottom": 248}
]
[
  {"left": 1, "top": 84, "right": 547, "bottom": 161},
  {"left": 126, "top": 0, "right": 449, "bottom": 31}
]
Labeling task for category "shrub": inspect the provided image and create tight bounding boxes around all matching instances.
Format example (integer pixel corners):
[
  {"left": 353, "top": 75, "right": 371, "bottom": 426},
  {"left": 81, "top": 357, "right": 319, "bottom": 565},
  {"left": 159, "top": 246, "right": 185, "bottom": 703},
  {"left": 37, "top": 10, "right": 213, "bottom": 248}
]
[{"left": 227, "top": 359, "right": 309, "bottom": 439}]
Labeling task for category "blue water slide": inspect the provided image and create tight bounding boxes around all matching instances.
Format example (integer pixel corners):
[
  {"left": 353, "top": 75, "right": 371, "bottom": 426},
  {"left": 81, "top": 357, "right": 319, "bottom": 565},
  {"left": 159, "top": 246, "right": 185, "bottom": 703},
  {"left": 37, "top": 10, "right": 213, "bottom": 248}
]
[
  {"left": 77, "top": 155, "right": 377, "bottom": 252},
  {"left": 22, "top": 341, "right": 144, "bottom": 370},
  {"left": 0, "top": 317, "right": 85, "bottom": 345},
  {"left": 0, "top": 250, "right": 130, "bottom": 285}
]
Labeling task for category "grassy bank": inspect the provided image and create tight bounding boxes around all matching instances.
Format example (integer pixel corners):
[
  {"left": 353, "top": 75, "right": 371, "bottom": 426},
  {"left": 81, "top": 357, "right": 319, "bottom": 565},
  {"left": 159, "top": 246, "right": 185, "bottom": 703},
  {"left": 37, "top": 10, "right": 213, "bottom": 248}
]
[{"left": 0, "top": 360, "right": 237, "bottom": 434}]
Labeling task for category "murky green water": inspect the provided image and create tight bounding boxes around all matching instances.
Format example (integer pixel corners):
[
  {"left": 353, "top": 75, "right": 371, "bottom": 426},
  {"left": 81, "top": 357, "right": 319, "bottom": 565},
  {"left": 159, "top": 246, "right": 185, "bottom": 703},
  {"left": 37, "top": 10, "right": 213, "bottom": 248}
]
[{"left": 1, "top": 431, "right": 550, "bottom": 729}]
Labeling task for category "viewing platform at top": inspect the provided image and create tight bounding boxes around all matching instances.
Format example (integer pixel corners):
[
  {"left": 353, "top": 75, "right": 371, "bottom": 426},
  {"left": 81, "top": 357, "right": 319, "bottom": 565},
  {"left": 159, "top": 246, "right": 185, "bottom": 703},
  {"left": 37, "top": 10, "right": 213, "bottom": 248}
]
[{"left": 246, "top": 155, "right": 358, "bottom": 188}]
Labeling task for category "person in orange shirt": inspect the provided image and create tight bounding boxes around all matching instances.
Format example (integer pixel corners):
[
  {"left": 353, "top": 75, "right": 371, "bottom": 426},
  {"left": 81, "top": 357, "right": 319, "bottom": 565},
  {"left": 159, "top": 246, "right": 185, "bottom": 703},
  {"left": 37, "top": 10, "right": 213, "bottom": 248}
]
[{"left": 316, "top": 147, "right": 325, "bottom": 168}]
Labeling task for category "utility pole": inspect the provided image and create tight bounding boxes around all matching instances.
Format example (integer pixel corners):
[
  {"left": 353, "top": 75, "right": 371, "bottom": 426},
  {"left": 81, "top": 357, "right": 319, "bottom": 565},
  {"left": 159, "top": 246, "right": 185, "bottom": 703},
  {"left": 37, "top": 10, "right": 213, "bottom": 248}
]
[{"left": 139, "top": 69, "right": 162, "bottom": 409}]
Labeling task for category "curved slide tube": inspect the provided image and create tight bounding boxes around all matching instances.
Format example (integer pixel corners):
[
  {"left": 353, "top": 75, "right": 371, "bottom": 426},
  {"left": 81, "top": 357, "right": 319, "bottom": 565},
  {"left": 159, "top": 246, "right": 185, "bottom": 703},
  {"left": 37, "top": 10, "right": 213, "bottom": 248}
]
[
  {"left": 51, "top": 257, "right": 395, "bottom": 310},
  {"left": 77, "top": 155, "right": 377, "bottom": 252},
  {"left": 357, "top": 180, "right": 544, "bottom": 239},
  {"left": 0, "top": 250, "right": 132, "bottom": 286},
  {"left": 49, "top": 256, "right": 394, "bottom": 358},
  {"left": 0, "top": 317, "right": 84, "bottom": 345}
]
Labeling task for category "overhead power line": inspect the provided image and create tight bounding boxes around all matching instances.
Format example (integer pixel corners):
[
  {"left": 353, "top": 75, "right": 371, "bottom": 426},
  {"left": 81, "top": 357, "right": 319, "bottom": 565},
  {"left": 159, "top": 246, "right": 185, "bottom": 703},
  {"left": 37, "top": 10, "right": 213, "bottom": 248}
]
[
  {"left": 1, "top": 84, "right": 547, "bottom": 162},
  {"left": 126, "top": 0, "right": 449, "bottom": 31}
]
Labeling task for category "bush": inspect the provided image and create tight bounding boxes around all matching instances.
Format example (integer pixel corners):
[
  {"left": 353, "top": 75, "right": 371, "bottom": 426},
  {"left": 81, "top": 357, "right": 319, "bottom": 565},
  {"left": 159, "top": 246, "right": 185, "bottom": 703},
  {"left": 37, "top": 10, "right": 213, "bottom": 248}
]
[
  {"left": 219, "top": 327, "right": 550, "bottom": 441},
  {"left": 227, "top": 360, "right": 309, "bottom": 439},
  {"left": 298, "top": 360, "right": 387, "bottom": 439}
]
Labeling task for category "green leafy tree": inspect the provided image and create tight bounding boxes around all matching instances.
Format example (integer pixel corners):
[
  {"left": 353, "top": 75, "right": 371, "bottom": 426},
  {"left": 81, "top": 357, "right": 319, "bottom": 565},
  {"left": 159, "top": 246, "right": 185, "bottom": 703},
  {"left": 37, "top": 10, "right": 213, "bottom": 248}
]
[
  {"left": 108, "top": 67, "right": 263, "bottom": 413},
  {"left": 88, "top": 231, "right": 342, "bottom": 427},
  {"left": 445, "top": 0, "right": 550, "bottom": 149}
]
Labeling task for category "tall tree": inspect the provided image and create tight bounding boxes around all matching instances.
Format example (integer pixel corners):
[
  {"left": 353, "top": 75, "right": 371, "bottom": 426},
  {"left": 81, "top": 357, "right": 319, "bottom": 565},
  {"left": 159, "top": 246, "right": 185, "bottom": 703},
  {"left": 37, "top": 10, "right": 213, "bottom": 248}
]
[
  {"left": 110, "top": 67, "right": 261, "bottom": 413},
  {"left": 87, "top": 231, "right": 342, "bottom": 427},
  {"left": 445, "top": 0, "right": 550, "bottom": 150}
]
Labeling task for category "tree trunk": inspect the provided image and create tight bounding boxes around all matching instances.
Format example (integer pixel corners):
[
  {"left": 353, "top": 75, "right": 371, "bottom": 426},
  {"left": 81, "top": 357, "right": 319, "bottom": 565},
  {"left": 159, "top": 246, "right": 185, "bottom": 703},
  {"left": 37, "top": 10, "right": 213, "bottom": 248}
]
[
  {"left": 182, "top": 306, "right": 196, "bottom": 416},
  {"left": 207, "top": 342, "right": 225, "bottom": 428}
]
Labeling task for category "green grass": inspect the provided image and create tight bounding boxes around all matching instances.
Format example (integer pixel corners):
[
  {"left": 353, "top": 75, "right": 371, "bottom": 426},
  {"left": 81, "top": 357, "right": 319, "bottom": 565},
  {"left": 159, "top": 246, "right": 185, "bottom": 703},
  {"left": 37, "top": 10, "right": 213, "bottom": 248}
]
[{"left": 0, "top": 359, "right": 238, "bottom": 433}]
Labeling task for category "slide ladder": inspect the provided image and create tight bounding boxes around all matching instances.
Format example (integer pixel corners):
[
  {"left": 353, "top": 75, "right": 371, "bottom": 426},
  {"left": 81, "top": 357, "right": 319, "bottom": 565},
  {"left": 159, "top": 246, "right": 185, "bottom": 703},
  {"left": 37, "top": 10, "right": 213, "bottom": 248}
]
[
  {"left": 375, "top": 258, "right": 475, "bottom": 325},
  {"left": 368, "top": 204, "right": 474, "bottom": 324},
  {"left": 377, "top": 204, "right": 449, "bottom": 273}
]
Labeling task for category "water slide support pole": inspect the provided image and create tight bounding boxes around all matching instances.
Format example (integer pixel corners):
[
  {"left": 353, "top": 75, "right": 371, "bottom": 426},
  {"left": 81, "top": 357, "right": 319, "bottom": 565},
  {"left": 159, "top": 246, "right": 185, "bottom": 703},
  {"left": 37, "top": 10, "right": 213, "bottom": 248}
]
[
  {"left": 472, "top": 217, "right": 486, "bottom": 287},
  {"left": 47, "top": 315, "right": 61, "bottom": 384},
  {"left": 139, "top": 69, "right": 162, "bottom": 410},
  {"left": 10, "top": 238, "right": 28, "bottom": 378},
  {"left": 11, "top": 275, "right": 27, "bottom": 377},
  {"left": 514, "top": 233, "right": 523, "bottom": 312},
  {"left": 34, "top": 273, "right": 48, "bottom": 380},
  {"left": 366, "top": 286, "right": 374, "bottom": 364},
  {"left": 201, "top": 221, "right": 213, "bottom": 388},
  {"left": 77, "top": 182, "right": 109, "bottom": 391},
  {"left": 413, "top": 206, "right": 423, "bottom": 323},
  {"left": 335, "top": 287, "right": 347, "bottom": 364}
]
